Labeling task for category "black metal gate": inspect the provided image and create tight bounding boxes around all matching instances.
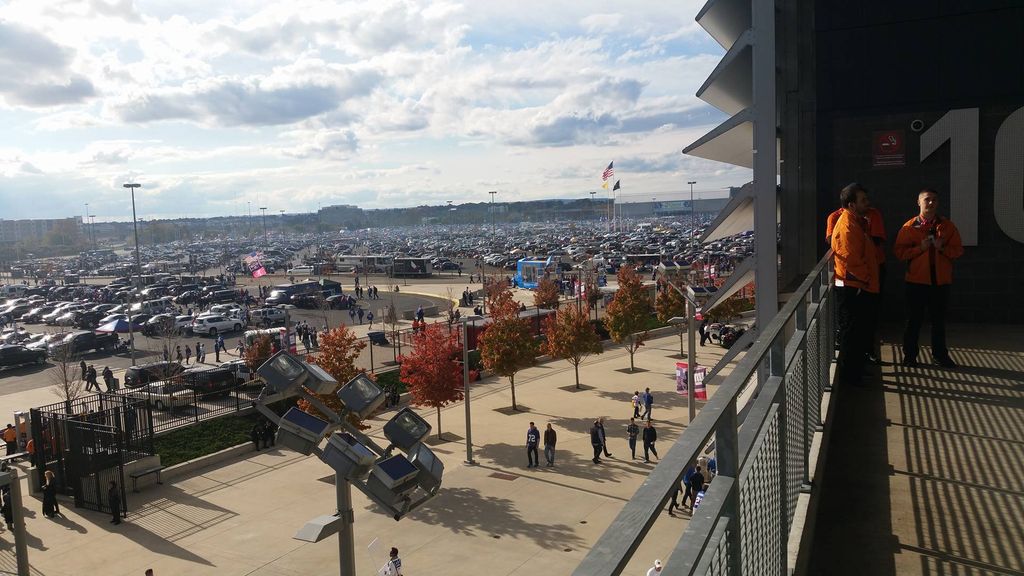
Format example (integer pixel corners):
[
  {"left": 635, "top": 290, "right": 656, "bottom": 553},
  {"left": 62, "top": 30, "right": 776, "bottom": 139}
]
[
  {"left": 66, "top": 420, "right": 126, "bottom": 514},
  {"left": 30, "top": 393, "right": 151, "bottom": 516}
]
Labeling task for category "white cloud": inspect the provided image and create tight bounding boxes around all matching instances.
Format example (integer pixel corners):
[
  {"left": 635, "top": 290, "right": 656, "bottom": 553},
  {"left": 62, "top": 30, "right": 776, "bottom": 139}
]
[{"left": 0, "top": 0, "right": 741, "bottom": 220}]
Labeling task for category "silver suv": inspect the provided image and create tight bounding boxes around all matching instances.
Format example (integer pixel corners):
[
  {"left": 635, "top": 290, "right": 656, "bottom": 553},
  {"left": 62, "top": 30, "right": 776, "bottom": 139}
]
[{"left": 191, "top": 315, "right": 242, "bottom": 336}]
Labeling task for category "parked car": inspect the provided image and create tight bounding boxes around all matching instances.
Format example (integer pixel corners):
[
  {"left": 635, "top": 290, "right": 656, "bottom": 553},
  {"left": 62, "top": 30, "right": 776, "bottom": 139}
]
[
  {"left": 26, "top": 333, "right": 65, "bottom": 352},
  {"left": 0, "top": 344, "right": 47, "bottom": 369},
  {"left": 124, "top": 360, "right": 185, "bottom": 387},
  {"left": 20, "top": 305, "right": 58, "bottom": 323},
  {"left": 123, "top": 382, "right": 192, "bottom": 411},
  {"left": 251, "top": 307, "right": 287, "bottom": 326},
  {"left": 47, "top": 331, "right": 120, "bottom": 358},
  {"left": 191, "top": 315, "right": 242, "bottom": 337},
  {"left": 173, "top": 365, "right": 241, "bottom": 397}
]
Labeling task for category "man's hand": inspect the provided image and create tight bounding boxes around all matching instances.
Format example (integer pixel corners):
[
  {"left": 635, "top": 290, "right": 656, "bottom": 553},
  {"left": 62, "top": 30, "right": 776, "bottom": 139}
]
[
  {"left": 920, "top": 237, "right": 933, "bottom": 250},
  {"left": 933, "top": 237, "right": 944, "bottom": 250}
]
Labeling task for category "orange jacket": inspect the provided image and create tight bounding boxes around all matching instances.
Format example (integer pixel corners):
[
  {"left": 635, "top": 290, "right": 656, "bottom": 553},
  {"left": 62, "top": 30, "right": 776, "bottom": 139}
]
[
  {"left": 893, "top": 216, "right": 963, "bottom": 285},
  {"left": 827, "top": 206, "right": 886, "bottom": 263},
  {"left": 830, "top": 209, "right": 879, "bottom": 293}
]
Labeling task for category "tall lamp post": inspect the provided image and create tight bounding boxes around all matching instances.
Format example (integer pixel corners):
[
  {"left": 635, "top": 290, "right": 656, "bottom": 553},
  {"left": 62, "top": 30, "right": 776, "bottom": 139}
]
[
  {"left": 123, "top": 183, "right": 142, "bottom": 366},
  {"left": 260, "top": 207, "right": 268, "bottom": 246},
  {"left": 688, "top": 180, "right": 697, "bottom": 246},
  {"left": 488, "top": 190, "right": 497, "bottom": 237},
  {"left": 460, "top": 315, "right": 483, "bottom": 465},
  {"left": 589, "top": 190, "right": 597, "bottom": 220},
  {"left": 84, "top": 203, "right": 89, "bottom": 248}
]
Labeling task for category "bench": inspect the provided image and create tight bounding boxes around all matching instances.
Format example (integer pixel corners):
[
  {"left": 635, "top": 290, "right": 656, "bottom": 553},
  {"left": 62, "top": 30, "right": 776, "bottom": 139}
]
[
  {"left": 367, "top": 331, "right": 390, "bottom": 346},
  {"left": 0, "top": 452, "right": 29, "bottom": 464},
  {"left": 129, "top": 465, "right": 165, "bottom": 492}
]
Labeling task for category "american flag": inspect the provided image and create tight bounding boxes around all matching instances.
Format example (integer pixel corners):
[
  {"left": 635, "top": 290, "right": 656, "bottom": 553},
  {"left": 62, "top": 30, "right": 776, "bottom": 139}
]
[{"left": 602, "top": 161, "right": 614, "bottom": 181}]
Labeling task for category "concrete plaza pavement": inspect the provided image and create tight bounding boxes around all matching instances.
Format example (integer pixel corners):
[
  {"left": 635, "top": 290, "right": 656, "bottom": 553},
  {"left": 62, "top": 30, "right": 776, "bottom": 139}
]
[{"left": 0, "top": 280, "right": 725, "bottom": 576}]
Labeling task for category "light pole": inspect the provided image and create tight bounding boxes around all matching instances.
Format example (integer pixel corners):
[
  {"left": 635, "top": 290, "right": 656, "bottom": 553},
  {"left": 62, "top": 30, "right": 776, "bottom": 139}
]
[
  {"left": 123, "top": 182, "right": 142, "bottom": 366},
  {"left": 84, "top": 203, "right": 89, "bottom": 249},
  {"left": 688, "top": 180, "right": 697, "bottom": 246},
  {"left": 260, "top": 207, "right": 268, "bottom": 246},
  {"left": 89, "top": 215, "right": 96, "bottom": 249},
  {"left": 589, "top": 190, "right": 597, "bottom": 220},
  {"left": 461, "top": 315, "right": 483, "bottom": 465},
  {"left": 488, "top": 190, "right": 497, "bottom": 237},
  {"left": 447, "top": 201, "right": 453, "bottom": 227}
]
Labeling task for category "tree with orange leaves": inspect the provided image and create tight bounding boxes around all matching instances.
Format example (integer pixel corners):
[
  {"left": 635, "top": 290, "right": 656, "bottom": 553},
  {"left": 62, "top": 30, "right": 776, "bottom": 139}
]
[
  {"left": 605, "top": 266, "right": 652, "bottom": 372},
  {"left": 297, "top": 324, "right": 368, "bottom": 424},
  {"left": 479, "top": 286, "right": 537, "bottom": 410},
  {"left": 399, "top": 323, "right": 464, "bottom": 439},
  {"left": 243, "top": 335, "right": 274, "bottom": 372},
  {"left": 534, "top": 277, "right": 561, "bottom": 309},
  {"left": 544, "top": 303, "right": 603, "bottom": 388}
]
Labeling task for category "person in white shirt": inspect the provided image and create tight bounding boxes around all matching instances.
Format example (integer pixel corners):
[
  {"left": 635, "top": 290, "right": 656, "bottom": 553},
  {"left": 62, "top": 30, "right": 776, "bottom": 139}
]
[
  {"left": 646, "top": 559, "right": 663, "bottom": 576},
  {"left": 379, "top": 546, "right": 403, "bottom": 576}
]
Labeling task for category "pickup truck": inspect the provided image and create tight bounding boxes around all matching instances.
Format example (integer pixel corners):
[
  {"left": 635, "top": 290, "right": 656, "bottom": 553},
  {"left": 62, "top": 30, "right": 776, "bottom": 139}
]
[
  {"left": 47, "top": 330, "right": 120, "bottom": 359},
  {"left": 0, "top": 345, "right": 47, "bottom": 370}
]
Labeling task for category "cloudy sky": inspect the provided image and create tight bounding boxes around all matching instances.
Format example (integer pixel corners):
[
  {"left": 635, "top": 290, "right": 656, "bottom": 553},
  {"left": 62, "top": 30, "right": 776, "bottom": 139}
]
[{"left": 0, "top": 0, "right": 749, "bottom": 222}]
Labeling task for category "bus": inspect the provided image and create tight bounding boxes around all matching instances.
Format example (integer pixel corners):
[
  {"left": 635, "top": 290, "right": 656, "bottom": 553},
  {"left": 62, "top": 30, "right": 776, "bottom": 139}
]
[
  {"left": 390, "top": 257, "right": 433, "bottom": 278},
  {"left": 265, "top": 280, "right": 324, "bottom": 306},
  {"left": 243, "top": 328, "right": 297, "bottom": 354}
]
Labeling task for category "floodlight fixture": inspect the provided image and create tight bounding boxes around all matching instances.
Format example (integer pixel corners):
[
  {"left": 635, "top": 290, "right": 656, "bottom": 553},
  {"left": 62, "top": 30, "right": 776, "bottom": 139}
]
[
  {"left": 320, "top": 432, "right": 376, "bottom": 482},
  {"left": 335, "top": 373, "right": 384, "bottom": 419},
  {"left": 303, "top": 361, "right": 340, "bottom": 395},
  {"left": 257, "top": 351, "right": 307, "bottom": 393},
  {"left": 364, "top": 455, "right": 420, "bottom": 512},
  {"left": 383, "top": 407, "right": 431, "bottom": 452},
  {"left": 276, "top": 407, "right": 331, "bottom": 455},
  {"left": 407, "top": 441, "right": 444, "bottom": 493},
  {"left": 294, "top": 514, "right": 344, "bottom": 543}
]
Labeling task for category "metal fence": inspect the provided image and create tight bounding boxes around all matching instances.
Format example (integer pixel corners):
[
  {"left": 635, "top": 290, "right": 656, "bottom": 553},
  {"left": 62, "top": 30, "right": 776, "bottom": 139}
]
[{"left": 573, "top": 252, "right": 835, "bottom": 576}]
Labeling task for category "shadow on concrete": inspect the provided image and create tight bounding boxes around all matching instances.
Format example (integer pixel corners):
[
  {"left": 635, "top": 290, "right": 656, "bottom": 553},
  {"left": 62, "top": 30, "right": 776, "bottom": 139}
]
[
  {"left": 51, "top": 513, "right": 88, "bottom": 534},
  {"left": 475, "top": 442, "right": 647, "bottom": 486},
  {"left": 408, "top": 485, "right": 586, "bottom": 550}
]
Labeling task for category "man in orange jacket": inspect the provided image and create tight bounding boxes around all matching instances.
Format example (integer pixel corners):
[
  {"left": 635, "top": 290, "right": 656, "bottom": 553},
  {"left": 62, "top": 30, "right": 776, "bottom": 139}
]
[
  {"left": 893, "top": 189, "right": 963, "bottom": 368},
  {"left": 826, "top": 198, "right": 886, "bottom": 363},
  {"left": 830, "top": 183, "right": 879, "bottom": 387}
]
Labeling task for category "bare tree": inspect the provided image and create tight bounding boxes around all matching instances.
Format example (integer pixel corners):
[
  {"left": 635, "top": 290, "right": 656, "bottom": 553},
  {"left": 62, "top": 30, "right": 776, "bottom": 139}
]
[{"left": 49, "top": 342, "right": 83, "bottom": 414}]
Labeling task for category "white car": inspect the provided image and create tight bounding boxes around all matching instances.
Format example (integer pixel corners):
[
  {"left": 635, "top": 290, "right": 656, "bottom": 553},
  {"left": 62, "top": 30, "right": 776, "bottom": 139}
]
[
  {"left": 123, "top": 383, "right": 193, "bottom": 411},
  {"left": 191, "top": 315, "right": 242, "bottom": 336},
  {"left": 207, "top": 304, "right": 242, "bottom": 317}
]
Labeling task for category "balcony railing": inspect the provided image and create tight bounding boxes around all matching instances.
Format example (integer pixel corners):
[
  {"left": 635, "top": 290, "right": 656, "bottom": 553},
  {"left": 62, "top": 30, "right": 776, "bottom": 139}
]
[{"left": 574, "top": 251, "right": 836, "bottom": 576}]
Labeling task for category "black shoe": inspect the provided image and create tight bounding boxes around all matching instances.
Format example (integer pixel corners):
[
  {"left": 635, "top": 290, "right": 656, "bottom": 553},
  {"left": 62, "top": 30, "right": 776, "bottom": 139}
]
[
  {"left": 604, "top": 453, "right": 612, "bottom": 457},
  {"left": 592, "top": 458, "right": 600, "bottom": 464},
  {"left": 934, "top": 357, "right": 958, "bottom": 369},
  {"left": 902, "top": 358, "right": 919, "bottom": 368}
]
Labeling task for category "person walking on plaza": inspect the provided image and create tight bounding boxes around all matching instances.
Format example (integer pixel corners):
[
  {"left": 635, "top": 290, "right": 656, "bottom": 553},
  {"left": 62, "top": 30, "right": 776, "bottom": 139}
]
[
  {"left": 680, "top": 465, "right": 697, "bottom": 509},
  {"left": 597, "top": 417, "right": 611, "bottom": 457},
  {"left": 1, "top": 487, "right": 12, "bottom": 530},
  {"left": 85, "top": 365, "right": 99, "bottom": 392},
  {"left": 894, "top": 188, "right": 964, "bottom": 368},
  {"left": 215, "top": 335, "right": 224, "bottom": 362},
  {"left": 108, "top": 481, "right": 122, "bottom": 525},
  {"left": 667, "top": 477, "right": 685, "bottom": 516},
  {"left": 379, "top": 546, "right": 403, "bottom": 576},
  {"left": 525, "top": 422, "right": 540, "bottom": 468},
  {"left": 830, "top": 183, "right": 879, "bottom": 387},
  {"left": 590, "top": 420, "right": 604, "bottom": 464},
  {"left": 80, "top": 360, "right": 87, "bottom": 383},
  {"left": 646, "top": 559, "right": 664, "bottom": 575},
  {"left": 626, "top": 418, "right": 640, "bottom": 459},
  {"left": 2, "top": 425, "right": 16, "bottom": 456},
  {"left": 699, "top": 317, "right": 709, "bottom": 346},
  {"left": 176, "top": 345, "right": 183, "bottom": 363},
  {"left": 184, "top": 344, "right": 192, "bottom": 365},
  {"left": 641, "top": 387, "right": 654, "bottom": 420},
  {"left": 543, "top": 423, "right": 557, "bottom": 466},
  {"left": 102, "top": 366, "right": 115, "bottom": 391},
  {"left": 631, "top": 390, "right": 641, "bottom": 418},
  {"left": 642, "top": 420, "right": 659, "bottom": 462},
  {"left": 42, "top": 469, "right": 60, "bottom": 518},
  {"left": 687, "top": 466, "right": 706, "bottom": 512}
]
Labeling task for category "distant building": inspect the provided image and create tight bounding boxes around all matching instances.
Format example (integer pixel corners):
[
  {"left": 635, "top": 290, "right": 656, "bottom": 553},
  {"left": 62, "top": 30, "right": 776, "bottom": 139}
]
[
  {"left": 319, "top": 204, "right": 366, "bottom": 229},
  {"left": 0, "top": 217, "right": 81, "bottom": 243}
]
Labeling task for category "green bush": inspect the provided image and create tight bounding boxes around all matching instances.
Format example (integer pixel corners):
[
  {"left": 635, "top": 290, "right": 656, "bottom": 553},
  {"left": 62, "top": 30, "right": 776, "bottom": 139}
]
[
  {"left": 153, "top": 399, "right": 292, "bottom": 467},
  {"left": 373, "top": 369, "right": 408, "bottom": 393}
]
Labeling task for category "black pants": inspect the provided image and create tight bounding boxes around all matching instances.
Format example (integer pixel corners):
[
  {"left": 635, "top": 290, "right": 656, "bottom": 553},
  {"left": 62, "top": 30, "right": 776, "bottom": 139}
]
[
  {"left": 643, "top": 441, "right": 658, "bottom": 461},
  {"left": 862, "top": 264, "right": 887, "bottom": 357},
  {"left": 835, "top": 286, "right": 869, "bottom": 386},
  {"left": 527, "top": 445, "right": 538, "bottom": 467},
  {"left": 903, "top": 283, "right": 951, "bottom": 361},
  {"left": 592, "top": 443, "right": 603, "bottom": 462}
]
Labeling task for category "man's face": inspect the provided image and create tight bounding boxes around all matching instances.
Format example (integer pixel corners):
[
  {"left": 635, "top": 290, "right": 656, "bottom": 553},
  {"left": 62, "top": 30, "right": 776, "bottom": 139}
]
[
  {"left": 918, "top": 192, "right": 938, "bottom": 218},
  {"left": 852, "top": 190, "right": 871, "bottom": 216}
]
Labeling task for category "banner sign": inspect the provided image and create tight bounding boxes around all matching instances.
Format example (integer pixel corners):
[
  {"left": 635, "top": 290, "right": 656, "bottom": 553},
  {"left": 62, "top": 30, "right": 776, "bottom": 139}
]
[
  {"left": 676, "top": 362, "right": 708, "bottom": 400},
  {"left": 245, "top": 252, "right": 267, "bottom": 278}
]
